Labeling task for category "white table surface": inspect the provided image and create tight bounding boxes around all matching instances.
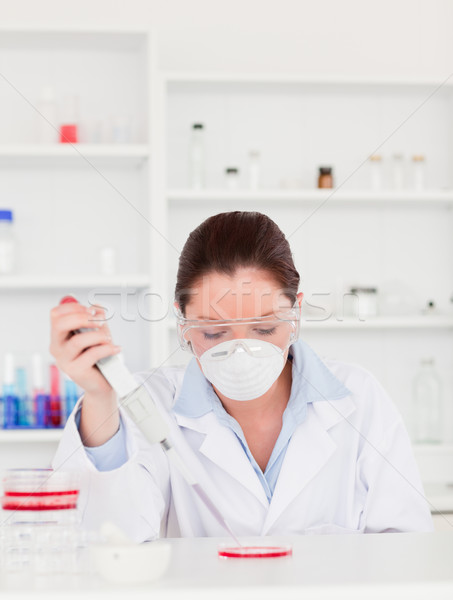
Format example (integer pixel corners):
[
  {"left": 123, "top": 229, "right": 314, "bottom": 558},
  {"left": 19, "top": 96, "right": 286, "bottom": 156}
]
[{"left": 1, "top": 533, "right": 453, "bottom": 599}]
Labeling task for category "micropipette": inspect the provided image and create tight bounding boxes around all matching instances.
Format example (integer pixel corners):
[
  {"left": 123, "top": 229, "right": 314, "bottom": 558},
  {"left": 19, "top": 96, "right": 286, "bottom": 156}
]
[{"left": 60, "top": 296, "right": 241, "bottom": 546}]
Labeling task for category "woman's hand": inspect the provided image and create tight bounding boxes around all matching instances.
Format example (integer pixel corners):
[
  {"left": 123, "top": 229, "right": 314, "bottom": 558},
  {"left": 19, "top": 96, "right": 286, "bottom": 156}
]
[
  {"left": 49, "top": 300, "right": 121, "bottom": 396},
  {"left": 50, "top": 299, "right": 123, "bottom": 446}
]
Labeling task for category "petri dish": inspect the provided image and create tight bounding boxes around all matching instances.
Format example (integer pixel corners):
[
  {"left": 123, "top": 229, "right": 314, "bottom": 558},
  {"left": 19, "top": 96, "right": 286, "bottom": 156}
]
[{"left": 218, "top": 545, "right": 292, "bottom": 559}]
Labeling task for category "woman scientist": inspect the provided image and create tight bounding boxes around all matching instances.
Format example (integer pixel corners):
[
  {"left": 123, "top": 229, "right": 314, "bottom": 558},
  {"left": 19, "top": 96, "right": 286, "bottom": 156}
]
[{"left": 51, "top": 211, "right": 433, "bottom": 540}]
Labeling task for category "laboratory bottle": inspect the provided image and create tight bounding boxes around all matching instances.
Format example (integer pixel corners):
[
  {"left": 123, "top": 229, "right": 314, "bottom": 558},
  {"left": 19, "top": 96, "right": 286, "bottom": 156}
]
[
  {"left": 1, "top": 469, "right": 81, "bottom": 574},
  {"left": 0, "top": 210, "right": 15, "bottom": 275},
  {"left": 225, "top": 167, "right": 240, "bottom": 190},
  {"left": 412, "top": 155, "right": 425, "bottom": 192},
  {"left": 59, "top": 94, "right": 79, "bottom": 144},
  {"left": 2, "top": 353, "right": 18, "bottom": 429},
  {"left": 318, "top": 167, "right": 333, "bottom": 188},
  {"left": 412, "top": 358, "right": 443, "bottom": 444},
  {"left": 349, "top": 287, "right": 378, "bottom": 318},
  {"left": 189, "top": 123, "right": 205, "bottom": 189},
  {"left": 248, "top": 151, "right": 261, "bottom": 190},
  {"left": 36, "top": 86, "right": 57, "bottom": 143},
  {"left": 392, "top": 153, "right": 404, "bottom": 190},
  {"left": 31, "top": 353, "right": 47, "bottom": 428},
  {"left": 368, "top": 155, "right": 382, "bottom": 190}
]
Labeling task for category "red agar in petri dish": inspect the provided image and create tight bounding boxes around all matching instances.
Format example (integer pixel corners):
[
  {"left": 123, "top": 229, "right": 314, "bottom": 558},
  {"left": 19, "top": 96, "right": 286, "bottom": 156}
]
[{"left": 218, "top": 546, "right": 292, "bottom": 559}]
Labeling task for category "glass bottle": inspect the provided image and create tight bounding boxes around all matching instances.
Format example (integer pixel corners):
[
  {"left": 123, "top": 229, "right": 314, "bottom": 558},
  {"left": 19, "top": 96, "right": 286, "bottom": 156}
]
[
  {"left": 59, "top": 94, "right": 79, "bottom": 144},
  {"left": 248, "top": 150, "right": 261, "bottom": 190},
  {"left": 412, "top": 154, "right": 425, "bottom": 192},
  {"left": 189, "top": 123, "right": 205, "bottom": 190},
  {"left": 412, "top": 358, "right": 443, "bottom": 444},
  {"left": 225, "top": 167, "right": 239, "bottom": 190},
  {"left": 36, "top": 86, "right": 57, "bottom": 144},
  {"left": 368, "top": 155, "right": 382, "bottom": 190},
  {"left": 392, "top": 153, "right": 404, "bottom": 190},
  {"left": 318, "top": 166, "right": 333, "bottom": 189},
  {"left": 0, "top": 210, "right": 15, "bottom": 275}
]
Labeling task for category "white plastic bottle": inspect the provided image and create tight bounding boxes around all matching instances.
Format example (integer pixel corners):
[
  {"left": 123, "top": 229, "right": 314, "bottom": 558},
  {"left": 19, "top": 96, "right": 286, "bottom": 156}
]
[
  {"left": 189, "top": 123, "right": 205, "bottom": 189},
  {"left": 412, "top": 358, "right": 443, "bottom": 443},
  {"left": 0, "top": 210, "right": 15, "bottom": 274},
  {"left": 248, "top": 150, "right": 261, "bottom": 190}
]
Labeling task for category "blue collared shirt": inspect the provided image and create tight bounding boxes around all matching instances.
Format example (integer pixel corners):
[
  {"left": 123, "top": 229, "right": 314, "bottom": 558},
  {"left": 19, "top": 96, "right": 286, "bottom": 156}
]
[{"left": 82, "top": 339, "right": 350, "bottom": 500}]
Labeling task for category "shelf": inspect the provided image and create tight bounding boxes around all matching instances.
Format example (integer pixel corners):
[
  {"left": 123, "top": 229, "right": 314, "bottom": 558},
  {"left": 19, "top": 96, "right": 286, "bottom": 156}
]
[
  {"left": 0, "top": 28, "right": 149, "bottom": 51},
  {"left": 165, "top": 72, "right": 453, "bottom": 89},
  {"left": 0, "top": 144, "right": 151, "bottom": 166},
  {"left": 413, "top": 443, "right": 453, "bottom": 456},
  {"left": 167, "top": 316, "right": 453, "bottom": 331},
  {"left": 167, "top": 189, "right": 453, "bottom": 206},
  {"left": 301, "top": 316, "right": 453, "bottom": 329},
  {"left": 0, "top": 429, "right": 63, "bottom": 443},
  {"left": 0, "top": 274, "right": 151, "bottom": 290}
]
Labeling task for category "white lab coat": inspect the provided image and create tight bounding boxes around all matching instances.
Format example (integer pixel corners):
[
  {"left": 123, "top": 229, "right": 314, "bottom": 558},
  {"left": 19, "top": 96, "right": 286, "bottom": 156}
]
[{"left": 52, "top": 354, "right": 434, "bottom": 541}]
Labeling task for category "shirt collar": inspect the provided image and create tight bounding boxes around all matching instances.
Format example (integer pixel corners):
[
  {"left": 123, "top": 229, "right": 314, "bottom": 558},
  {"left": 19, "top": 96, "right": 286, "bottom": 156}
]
[{"left": 173, "top": 339, "right": 351, "bottom": 419}]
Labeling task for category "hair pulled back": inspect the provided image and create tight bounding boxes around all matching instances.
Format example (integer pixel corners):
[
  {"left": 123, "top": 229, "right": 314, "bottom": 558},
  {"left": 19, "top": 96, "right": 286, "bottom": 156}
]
[{"left": 175, "top": 211, "right": 300, "bottom": 315}]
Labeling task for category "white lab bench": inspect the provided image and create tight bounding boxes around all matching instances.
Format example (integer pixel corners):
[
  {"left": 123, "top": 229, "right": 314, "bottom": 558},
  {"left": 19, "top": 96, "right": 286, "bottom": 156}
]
[{"left": 1, "top": 533, "right": 453, "bottom": 599}]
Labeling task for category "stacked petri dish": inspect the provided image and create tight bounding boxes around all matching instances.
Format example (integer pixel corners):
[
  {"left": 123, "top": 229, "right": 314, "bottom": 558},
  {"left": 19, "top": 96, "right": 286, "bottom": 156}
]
[{"left": 1, "top": 468, "right": 81, "bottom": 575}]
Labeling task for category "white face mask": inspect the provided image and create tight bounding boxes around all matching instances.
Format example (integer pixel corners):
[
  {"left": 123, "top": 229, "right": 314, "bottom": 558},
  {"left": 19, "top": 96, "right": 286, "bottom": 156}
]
[{"left": 199, "top": 338, "right": 287, "bottom": 401}]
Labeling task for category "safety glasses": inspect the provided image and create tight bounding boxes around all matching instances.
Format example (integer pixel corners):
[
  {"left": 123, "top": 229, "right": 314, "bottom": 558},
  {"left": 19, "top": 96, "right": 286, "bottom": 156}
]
[{"left": 175, "top": 307, "right": 300, "bottom": 359}]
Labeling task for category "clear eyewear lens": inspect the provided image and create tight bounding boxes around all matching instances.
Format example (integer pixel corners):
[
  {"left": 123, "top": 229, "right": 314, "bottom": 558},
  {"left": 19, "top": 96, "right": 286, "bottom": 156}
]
[{"left": 179, "top": 313, "right": 298, "bottom": 358}]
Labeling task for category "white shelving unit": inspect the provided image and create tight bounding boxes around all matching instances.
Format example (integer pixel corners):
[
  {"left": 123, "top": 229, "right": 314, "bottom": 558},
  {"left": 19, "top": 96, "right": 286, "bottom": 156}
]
[
  {"left": 0, "top": 429, "right": 62, "bottom": 443},
  {"left": 0, "top": 143, "right": 150, "bottom": 158},
  {"left": 159, "top": 71, "right": 453, "bottom": 513},
  {"left": 0, "top": 27, "right": 162, "bottom": 469},
  {"left": 0, "top": 274, "right": 151, "bottom": 289}
]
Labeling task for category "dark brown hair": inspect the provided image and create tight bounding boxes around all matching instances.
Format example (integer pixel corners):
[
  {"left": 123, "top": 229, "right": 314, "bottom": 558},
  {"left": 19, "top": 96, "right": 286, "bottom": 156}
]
[{"left": 175, "top": 211, "right": 300, "bottom": 314}]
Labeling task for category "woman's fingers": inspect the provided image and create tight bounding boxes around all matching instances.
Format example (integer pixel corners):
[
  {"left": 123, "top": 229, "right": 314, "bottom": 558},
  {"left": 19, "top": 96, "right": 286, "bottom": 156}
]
[
  {"left": 49, "top": 300, "right": 118, "bottom": 396},
  {"left": 63, "top": 329, "right": 114, "bottom": 363},
  {"left": 50, "top": 304, "right": 110, "bottom": 346},
  {"left": 72, "top": 343, "right": 122, "bottom": 375}
]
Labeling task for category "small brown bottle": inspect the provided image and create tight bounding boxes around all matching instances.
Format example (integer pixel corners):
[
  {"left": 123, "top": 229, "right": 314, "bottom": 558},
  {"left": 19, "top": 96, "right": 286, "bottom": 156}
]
[{"left": 318, "top": 166, "right": 333, "bottom": 189}]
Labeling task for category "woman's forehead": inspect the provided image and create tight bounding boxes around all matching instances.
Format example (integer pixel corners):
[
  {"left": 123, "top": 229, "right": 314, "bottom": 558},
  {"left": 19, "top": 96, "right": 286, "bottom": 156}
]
[{"left": 184, "top": 268, "right": 291, "bottom": 320}]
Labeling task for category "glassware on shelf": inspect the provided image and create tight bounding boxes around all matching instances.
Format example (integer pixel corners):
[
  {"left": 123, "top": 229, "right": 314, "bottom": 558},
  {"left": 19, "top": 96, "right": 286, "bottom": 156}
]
[
  {"left": 349, "top": 287, "right": 378, "bottom": 318},
  {"left": 59, "top": 94, "right": 79, "bottom": 144},
  {"left": 0, "top": 209, "right": 15, "bottom": 275},
  {"left": 36, "top": 86, "right": 58, "bottom": 144},
  {"left": 378, "top": 281, "right": 418, "bottom": 316},
  {"left": 422, "top": 300, "right": 437, "bottom": 315},
  {"left": 110, "top": 115, "right": 131, "bottom": 144},
  {"left": 189, "top": 123, "right": 205, "bottom": 190},
  {"left": 392, "top": 153, "right": 405, "bottom": 190},
  {"left": 318, "top": 166, "right": 333, "bottom": 189},
  {"left": 412, "top": 358, "right": 443, "bottom": 444},
  {"left": 368, "top": 155, "right": 383, "bottom": 190},
  {"left": 248, "top": 150, "right": 261, "bottom": 190},
  {"left": 412, "top": 154, "right": 426, "bottom": 192},
  {"left": 225, "top": 167, "right": 240, "bottom": 190}
]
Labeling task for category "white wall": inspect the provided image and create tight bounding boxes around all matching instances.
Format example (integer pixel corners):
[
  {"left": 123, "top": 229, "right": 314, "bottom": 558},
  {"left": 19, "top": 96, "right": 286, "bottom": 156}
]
[{"left": 1, "top": 0, "right": 452, "bottom": 77}]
